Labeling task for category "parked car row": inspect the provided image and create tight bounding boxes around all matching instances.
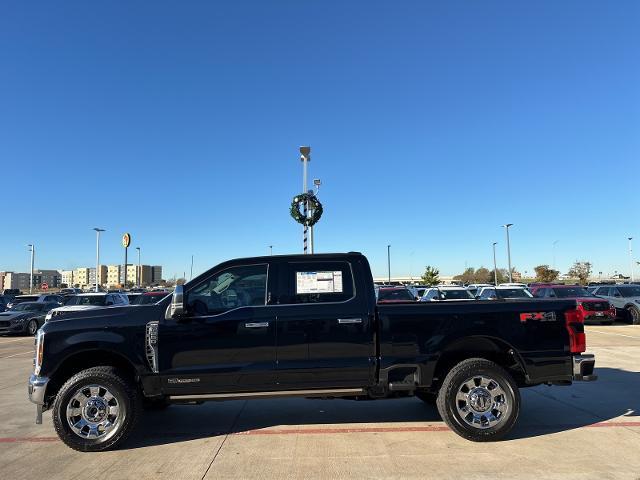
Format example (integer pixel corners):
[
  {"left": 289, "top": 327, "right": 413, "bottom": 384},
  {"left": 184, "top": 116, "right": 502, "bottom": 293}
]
[{"left": 0, "top": 290, "right": 170, "bottom": 336}]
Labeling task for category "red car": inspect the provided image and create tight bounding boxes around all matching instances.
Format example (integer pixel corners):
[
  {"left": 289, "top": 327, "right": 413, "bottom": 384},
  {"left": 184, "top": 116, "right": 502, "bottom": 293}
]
[
  {"left": 532, "top": 285, "right": 615, "bottom": 325},
  {"left": 131, "top": 291, "right": 170, "bottom": 305},
  {"left": 376, "top": 287, "right": 416, "bottom": 303}
]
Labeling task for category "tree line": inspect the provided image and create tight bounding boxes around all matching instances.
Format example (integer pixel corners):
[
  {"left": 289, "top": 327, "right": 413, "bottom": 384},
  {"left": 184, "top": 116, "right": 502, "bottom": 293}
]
[{"left": 420, "top": 261, "right": 593, "bottom": 286}]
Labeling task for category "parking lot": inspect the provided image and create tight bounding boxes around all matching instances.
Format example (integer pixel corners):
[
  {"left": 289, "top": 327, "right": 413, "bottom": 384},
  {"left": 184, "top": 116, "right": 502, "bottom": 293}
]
[{"left": 0, "top": 324, "right": 638, "bottom": 480}]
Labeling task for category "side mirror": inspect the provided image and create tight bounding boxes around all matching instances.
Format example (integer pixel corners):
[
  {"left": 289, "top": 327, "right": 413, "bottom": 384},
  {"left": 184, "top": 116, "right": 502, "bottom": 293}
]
[{"left": 169, "top": 285, "right": 185, "bottom": 318}]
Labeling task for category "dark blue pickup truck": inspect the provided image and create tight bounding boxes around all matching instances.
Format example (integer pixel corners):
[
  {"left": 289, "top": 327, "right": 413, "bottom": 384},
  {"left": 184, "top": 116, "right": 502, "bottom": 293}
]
[{"left": 28, "top": 252, "right": 596, "bottom": 451}]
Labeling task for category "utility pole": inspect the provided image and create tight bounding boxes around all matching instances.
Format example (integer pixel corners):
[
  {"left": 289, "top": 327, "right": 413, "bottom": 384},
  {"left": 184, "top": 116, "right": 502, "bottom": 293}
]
[
  {"left": 300, "top": 146, "right": 310, "bottom": 254},
  {"left": 136, "top": 247, "right": 141, "bottom": 287},
  {"left": 629, "top": 237, "right": 635, "bottom": 282},
  {"left": 503, "top": 224, "right": 514, "bottom": 283},
  {"left": 27, "top": 244, "right": 35, "bottom": 294},
  {"left": 387, "top": 245, "right": 391, "bottom": 285},
  {"left": 93, "top": 228, "right": 105, "bottom": 292},
  {"left": 492, "top": 242, "right": 498, "bottom": 286}
]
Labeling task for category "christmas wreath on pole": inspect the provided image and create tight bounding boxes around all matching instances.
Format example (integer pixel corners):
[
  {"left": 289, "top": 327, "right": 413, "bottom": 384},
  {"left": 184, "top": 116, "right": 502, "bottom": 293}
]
[{"left": 290, "top": 192, "right": 323, "bottom": 227}]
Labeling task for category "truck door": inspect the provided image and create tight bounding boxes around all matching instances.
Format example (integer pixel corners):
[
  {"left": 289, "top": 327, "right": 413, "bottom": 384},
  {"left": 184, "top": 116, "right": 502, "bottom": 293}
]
[
  {"left": 158, "top": 263, "right": 277, "bottom": 394},
  {"left": 274, "top": 260, "right": 375, "bottom": 389}
]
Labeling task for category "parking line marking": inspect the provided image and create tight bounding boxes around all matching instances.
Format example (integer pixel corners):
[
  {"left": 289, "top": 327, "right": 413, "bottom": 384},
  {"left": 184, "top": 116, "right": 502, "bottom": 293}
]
[
  {"left": 589, "top": 329, "right": 640, "bottom": 339},
  {"left": 0, "top": 350, "right": 33, "bottom": 359},
  {"left": 0, "top": 338, "right": 33, "bottom": 344},
  {"left": 3, "top": 421, "right": 640, "bottom": 443}
]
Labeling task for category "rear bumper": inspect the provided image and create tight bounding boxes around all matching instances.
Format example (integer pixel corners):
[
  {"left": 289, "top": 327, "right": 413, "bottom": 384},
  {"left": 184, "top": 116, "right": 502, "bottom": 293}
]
[{"left": 573, "top": 354, "right": 597, "bottom": 381}]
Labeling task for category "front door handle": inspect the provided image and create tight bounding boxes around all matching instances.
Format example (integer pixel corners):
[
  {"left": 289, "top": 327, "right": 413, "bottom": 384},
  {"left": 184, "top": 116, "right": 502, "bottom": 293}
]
[
  {"left": 337, "top": 318, "right": 362, "bottom": 324},
  {"left": 245, "top": 322, "right": 269, "bottom": 328}
]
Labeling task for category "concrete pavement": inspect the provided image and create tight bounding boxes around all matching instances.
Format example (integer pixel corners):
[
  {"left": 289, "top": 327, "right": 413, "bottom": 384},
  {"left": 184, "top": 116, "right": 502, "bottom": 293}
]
[{"left": 0, "top": 324, "right": 638, "bottom": 480}]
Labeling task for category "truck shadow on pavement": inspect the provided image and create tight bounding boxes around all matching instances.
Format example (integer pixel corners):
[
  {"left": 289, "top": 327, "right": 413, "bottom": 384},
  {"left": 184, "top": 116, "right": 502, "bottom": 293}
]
[{"left": 124, "top": 367, "right": 638, "bottom": 449}]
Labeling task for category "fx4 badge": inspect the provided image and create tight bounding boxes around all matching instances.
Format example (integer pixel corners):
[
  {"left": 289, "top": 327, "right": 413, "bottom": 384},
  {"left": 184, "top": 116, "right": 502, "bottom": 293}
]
[
  {"left": 167, "top": 378, "right": 201, "bottom": 384},
  {"left": 519, "top": 311, "right": 556, "bottom": 323}
]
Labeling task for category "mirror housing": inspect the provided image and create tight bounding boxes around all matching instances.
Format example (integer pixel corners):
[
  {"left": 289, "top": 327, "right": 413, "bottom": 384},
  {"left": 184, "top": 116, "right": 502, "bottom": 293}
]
[{"left": 169, "top": 285, "right": 185, "bottom": 319}]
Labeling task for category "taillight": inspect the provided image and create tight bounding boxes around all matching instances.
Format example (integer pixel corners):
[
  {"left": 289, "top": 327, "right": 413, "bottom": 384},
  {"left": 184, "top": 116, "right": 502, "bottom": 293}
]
[{"left": 565, "top": 306, "right": 586, "bottom": 353}]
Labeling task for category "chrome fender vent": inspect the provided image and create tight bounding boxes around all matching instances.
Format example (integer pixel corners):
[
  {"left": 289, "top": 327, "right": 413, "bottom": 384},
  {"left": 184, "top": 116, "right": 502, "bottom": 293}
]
[{"left": 145, "top": 321, "right": 159, "bottom": 373}]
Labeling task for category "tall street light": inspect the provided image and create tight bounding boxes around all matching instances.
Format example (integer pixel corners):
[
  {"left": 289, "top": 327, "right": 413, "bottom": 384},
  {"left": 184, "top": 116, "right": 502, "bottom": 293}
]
[
  {"left": 502, "top": 224, "right": 514, "bottom": 283},
  {"left": 387, "top": 245, "right": 391, "bottom": 285},
  {"left": 629, "top": 237, "right": 635, "bottom": 282},
  {"left": 136, "top": 247, "right": 141, "bottom": 288},
  {"left": 190, "top": 255, "right": 194, "bottom": 280},
  {"left": 26, "top": 244, "right": 35, "bottom": 294},
  {"left": 93, "top": 228, "right": 105, "bottom": 292},
  {"left": 269, "top": 245, "right": 273, "bottom": 256},
  {"left": 492, "top": 242, "right": 498, "bottom": 286},
  {"left": 552, "top": 240, "right": 559, "bottom": 270}
]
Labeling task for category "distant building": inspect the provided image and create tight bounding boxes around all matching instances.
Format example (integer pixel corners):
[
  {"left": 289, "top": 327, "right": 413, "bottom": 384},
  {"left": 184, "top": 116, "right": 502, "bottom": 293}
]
[
  {"left": 107, "top": 265, "right": 122, "bottom": 287},
  {"left": 60, "top": 270, "right": 74, "bottom": 287},
  {"left": 75, "top": 268, "right": 90, "bottom": 288},
  {"left": 3, "top": 272, "right": 31, "bottom": 291},
  {"left": 33, "top": 270, "right": 61, "bottom": 288}
]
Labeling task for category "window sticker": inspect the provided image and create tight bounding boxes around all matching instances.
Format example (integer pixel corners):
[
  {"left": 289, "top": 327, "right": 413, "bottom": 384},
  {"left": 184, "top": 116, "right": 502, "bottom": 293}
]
[{"left": 296, "top": 271, "right": 343, "bottom": 294}]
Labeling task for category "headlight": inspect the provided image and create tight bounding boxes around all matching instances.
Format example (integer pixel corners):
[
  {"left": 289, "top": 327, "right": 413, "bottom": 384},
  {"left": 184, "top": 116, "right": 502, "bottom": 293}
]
[{"left": 34, "top": 330, "right": 44, "bottom": 376}]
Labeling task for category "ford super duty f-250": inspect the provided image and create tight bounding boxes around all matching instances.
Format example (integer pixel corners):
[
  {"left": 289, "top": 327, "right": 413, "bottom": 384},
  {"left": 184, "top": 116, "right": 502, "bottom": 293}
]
[{"left": 28, "top": 252, "right": 597, "bottom": 451}]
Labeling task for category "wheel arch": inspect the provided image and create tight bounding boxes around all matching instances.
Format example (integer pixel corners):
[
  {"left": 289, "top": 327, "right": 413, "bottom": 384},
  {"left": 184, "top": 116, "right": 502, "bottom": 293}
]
[
  {"left": 45, "top": 349, "right": 138, "bottom": 406},
  {"left": 430, "top": 336, "right": 527, "bottom": 390}
]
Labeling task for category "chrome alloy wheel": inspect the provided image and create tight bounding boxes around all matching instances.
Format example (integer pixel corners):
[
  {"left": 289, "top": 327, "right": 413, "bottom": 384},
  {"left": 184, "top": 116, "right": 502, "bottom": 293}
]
[
  {"left": 456, "top": 375, "right": 508, "bottom": 429},
  {"left": 66, "top": 384, "right": 120, "bottom": 440}
]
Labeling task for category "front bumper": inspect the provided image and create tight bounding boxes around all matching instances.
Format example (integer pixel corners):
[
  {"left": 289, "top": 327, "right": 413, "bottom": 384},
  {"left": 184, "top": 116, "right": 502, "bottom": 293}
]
[
  {"left": 573, "top": 354, "right": 597, "bottom": 381},
  {"left": 0, "top": 322, "right": 27, "bottom": 334},
  {"left": 28, "top": 374, "right": 50, "bottom": 424}
]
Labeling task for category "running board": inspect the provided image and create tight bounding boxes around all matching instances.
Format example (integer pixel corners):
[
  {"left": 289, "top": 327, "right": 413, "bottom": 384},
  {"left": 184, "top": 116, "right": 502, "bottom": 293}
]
[{"left": 168, "top": 388, "right": 365, "bottom": 402}]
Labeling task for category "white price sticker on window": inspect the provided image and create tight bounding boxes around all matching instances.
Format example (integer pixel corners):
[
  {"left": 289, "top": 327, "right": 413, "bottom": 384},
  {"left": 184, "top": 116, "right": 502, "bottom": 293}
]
[{"left": 296, "top": 271, "right": 343, "bottom": 294}]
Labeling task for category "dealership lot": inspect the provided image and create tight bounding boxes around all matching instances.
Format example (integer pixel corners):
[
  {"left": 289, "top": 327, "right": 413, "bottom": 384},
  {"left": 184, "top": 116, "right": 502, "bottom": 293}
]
[{"left": 0, "top": 325, "right": 639, "bottom": 480}]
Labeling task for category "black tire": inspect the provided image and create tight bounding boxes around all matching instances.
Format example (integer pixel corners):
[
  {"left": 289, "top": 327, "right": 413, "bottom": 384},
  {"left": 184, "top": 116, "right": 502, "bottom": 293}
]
[
  {"left": 436, "top": 358, "right": 520, "bottom": 442},
  {"left": 143, "top": 396, "right": 171, "bottom": 410},
  {"left": 415, "top": 390, "right": 438, "bottom": 404},
  {"left": 52, "top": 366, "right": 141, "bottom": 452},
  {"left": 26, "top": 319, "right": 38, "bottom": 336},
  {"left": 626, "top": 306, "right": 640, "bottom": 325}
]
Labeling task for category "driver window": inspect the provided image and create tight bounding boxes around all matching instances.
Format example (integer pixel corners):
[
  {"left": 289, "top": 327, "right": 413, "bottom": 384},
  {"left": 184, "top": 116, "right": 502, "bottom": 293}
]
[{"left": 187, "top": 264, "right": 268, "bottom": 316}]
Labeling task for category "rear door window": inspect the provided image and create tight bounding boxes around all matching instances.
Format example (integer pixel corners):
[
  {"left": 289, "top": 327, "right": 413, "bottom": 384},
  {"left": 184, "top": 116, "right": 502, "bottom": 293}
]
[{"left": 284, "top": 261, "right": 354, "bottom": 304}]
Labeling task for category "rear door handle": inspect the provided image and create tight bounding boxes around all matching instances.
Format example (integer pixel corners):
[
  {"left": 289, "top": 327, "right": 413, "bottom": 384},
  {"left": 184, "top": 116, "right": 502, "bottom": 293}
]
[
  {"left": 245, "top": 322, "right": 269, "bottom": 328},
  {"left": 337, "top": 318, "right": 362, "bottom": 324}
]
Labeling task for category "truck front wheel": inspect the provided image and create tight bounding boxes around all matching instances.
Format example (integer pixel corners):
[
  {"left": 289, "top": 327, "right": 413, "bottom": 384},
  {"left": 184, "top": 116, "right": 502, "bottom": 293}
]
[
  {"left": 52, "top": 366, "right": 141, "bottom": 452},
  {"left": 436, "top": 358, "right": 520, "bottom": 442}
]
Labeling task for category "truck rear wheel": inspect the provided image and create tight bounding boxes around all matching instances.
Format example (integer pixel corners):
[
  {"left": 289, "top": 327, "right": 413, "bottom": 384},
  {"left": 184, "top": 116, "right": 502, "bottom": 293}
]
[
  {"left": 627, "top": 305, "right": 640, "bottom": 325},
  {"left": 436, "top": 358, "right": 520, "bottom": 442},
  {"left": 52, "top": 366, "right": 141, "bottom": 452}
]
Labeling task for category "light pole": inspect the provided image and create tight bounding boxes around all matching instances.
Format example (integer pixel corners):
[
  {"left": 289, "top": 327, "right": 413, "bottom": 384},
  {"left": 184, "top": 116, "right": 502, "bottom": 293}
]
[
  {"left": 628, "top": 237, "right": 635, "bottom": 282},
  {"left": 136, "top": 247, "right": 141, "bottom": 287},
  {"left": 26, "top": 244, "right": 35, "bottom": 294},
  {"left": 269, "top": 245, "right": 273, "bottom": 256},
  {"left": 387, "top": 245, "right": 391, "bottom": 285},
  {"left": 300, "top": 146, "right": 311, "bottom": 254},
  {"left": 492, "top": 242, "right": 498, "bottom": 286},
  {"left": 190, "top": 255, "right": 194, "bottom": 280},
  {"left": 311, "top": 178, "right": 321, "bottom": 254},
  {"left": 502, "top": 224, "right": 514, "bottom": 283},
  {"left": 93, "top": 228, "right": 105, "bottom": 292},
  {"left": 552, "top": 240, "right": 559, "bottom": 270}
]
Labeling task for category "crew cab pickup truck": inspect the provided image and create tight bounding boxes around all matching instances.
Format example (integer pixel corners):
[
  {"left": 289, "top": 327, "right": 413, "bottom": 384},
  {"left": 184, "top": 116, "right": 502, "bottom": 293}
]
[{"left": 28, "top": 253, "right": 597, "bottom": 451}]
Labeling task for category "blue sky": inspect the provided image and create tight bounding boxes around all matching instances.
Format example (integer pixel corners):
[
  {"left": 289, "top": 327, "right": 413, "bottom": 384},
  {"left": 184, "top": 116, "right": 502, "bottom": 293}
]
[{"left": 1, "top": 1, "right": 638, "bottom": 280}]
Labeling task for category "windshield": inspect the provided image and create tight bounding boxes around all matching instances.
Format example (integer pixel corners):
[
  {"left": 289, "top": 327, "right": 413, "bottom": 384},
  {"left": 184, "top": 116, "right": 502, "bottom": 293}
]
[
  {"left": 66, "top": 296, "right": 107, "bottom": 306},
  {"left": 10, "top": 303, "right": 42, "bottom": 312},
  {"left": 378, "top": 289, "right": 414, "bottom": 301},
  {"left": 497, "top": 289, "right": 532, "bottom": 299},
  {"left": 133, "top": 295, "right": 164, "bottom": 305},
  {"left": 619, "top": 286, "right": 640, "bottom": 297},
  {"left": 552, "top": 287, "right": 591, "bottom": 298},
  {"left": 441, "top": 289, "right": 474, "bottom": 300}
]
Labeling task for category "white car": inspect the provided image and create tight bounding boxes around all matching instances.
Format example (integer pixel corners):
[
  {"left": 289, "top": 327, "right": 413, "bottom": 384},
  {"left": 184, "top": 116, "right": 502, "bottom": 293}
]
[
  {"left": 476, "top": 286, "right": 533, "bottom": 300},
  {"left": 466, "top": 283, "right": 493, "bottom": 296},
  {"left": 591, "top": 284, "right": 640, "bottom": 324},
  {"left": 499, "top": 283, "right": 529, "bottom": 289},
  {"left": 420, "top": 286, "right": 474, "bottom": 301},
  {"left": 45, "top": 293, "right": 129, "bottom": 321}
]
